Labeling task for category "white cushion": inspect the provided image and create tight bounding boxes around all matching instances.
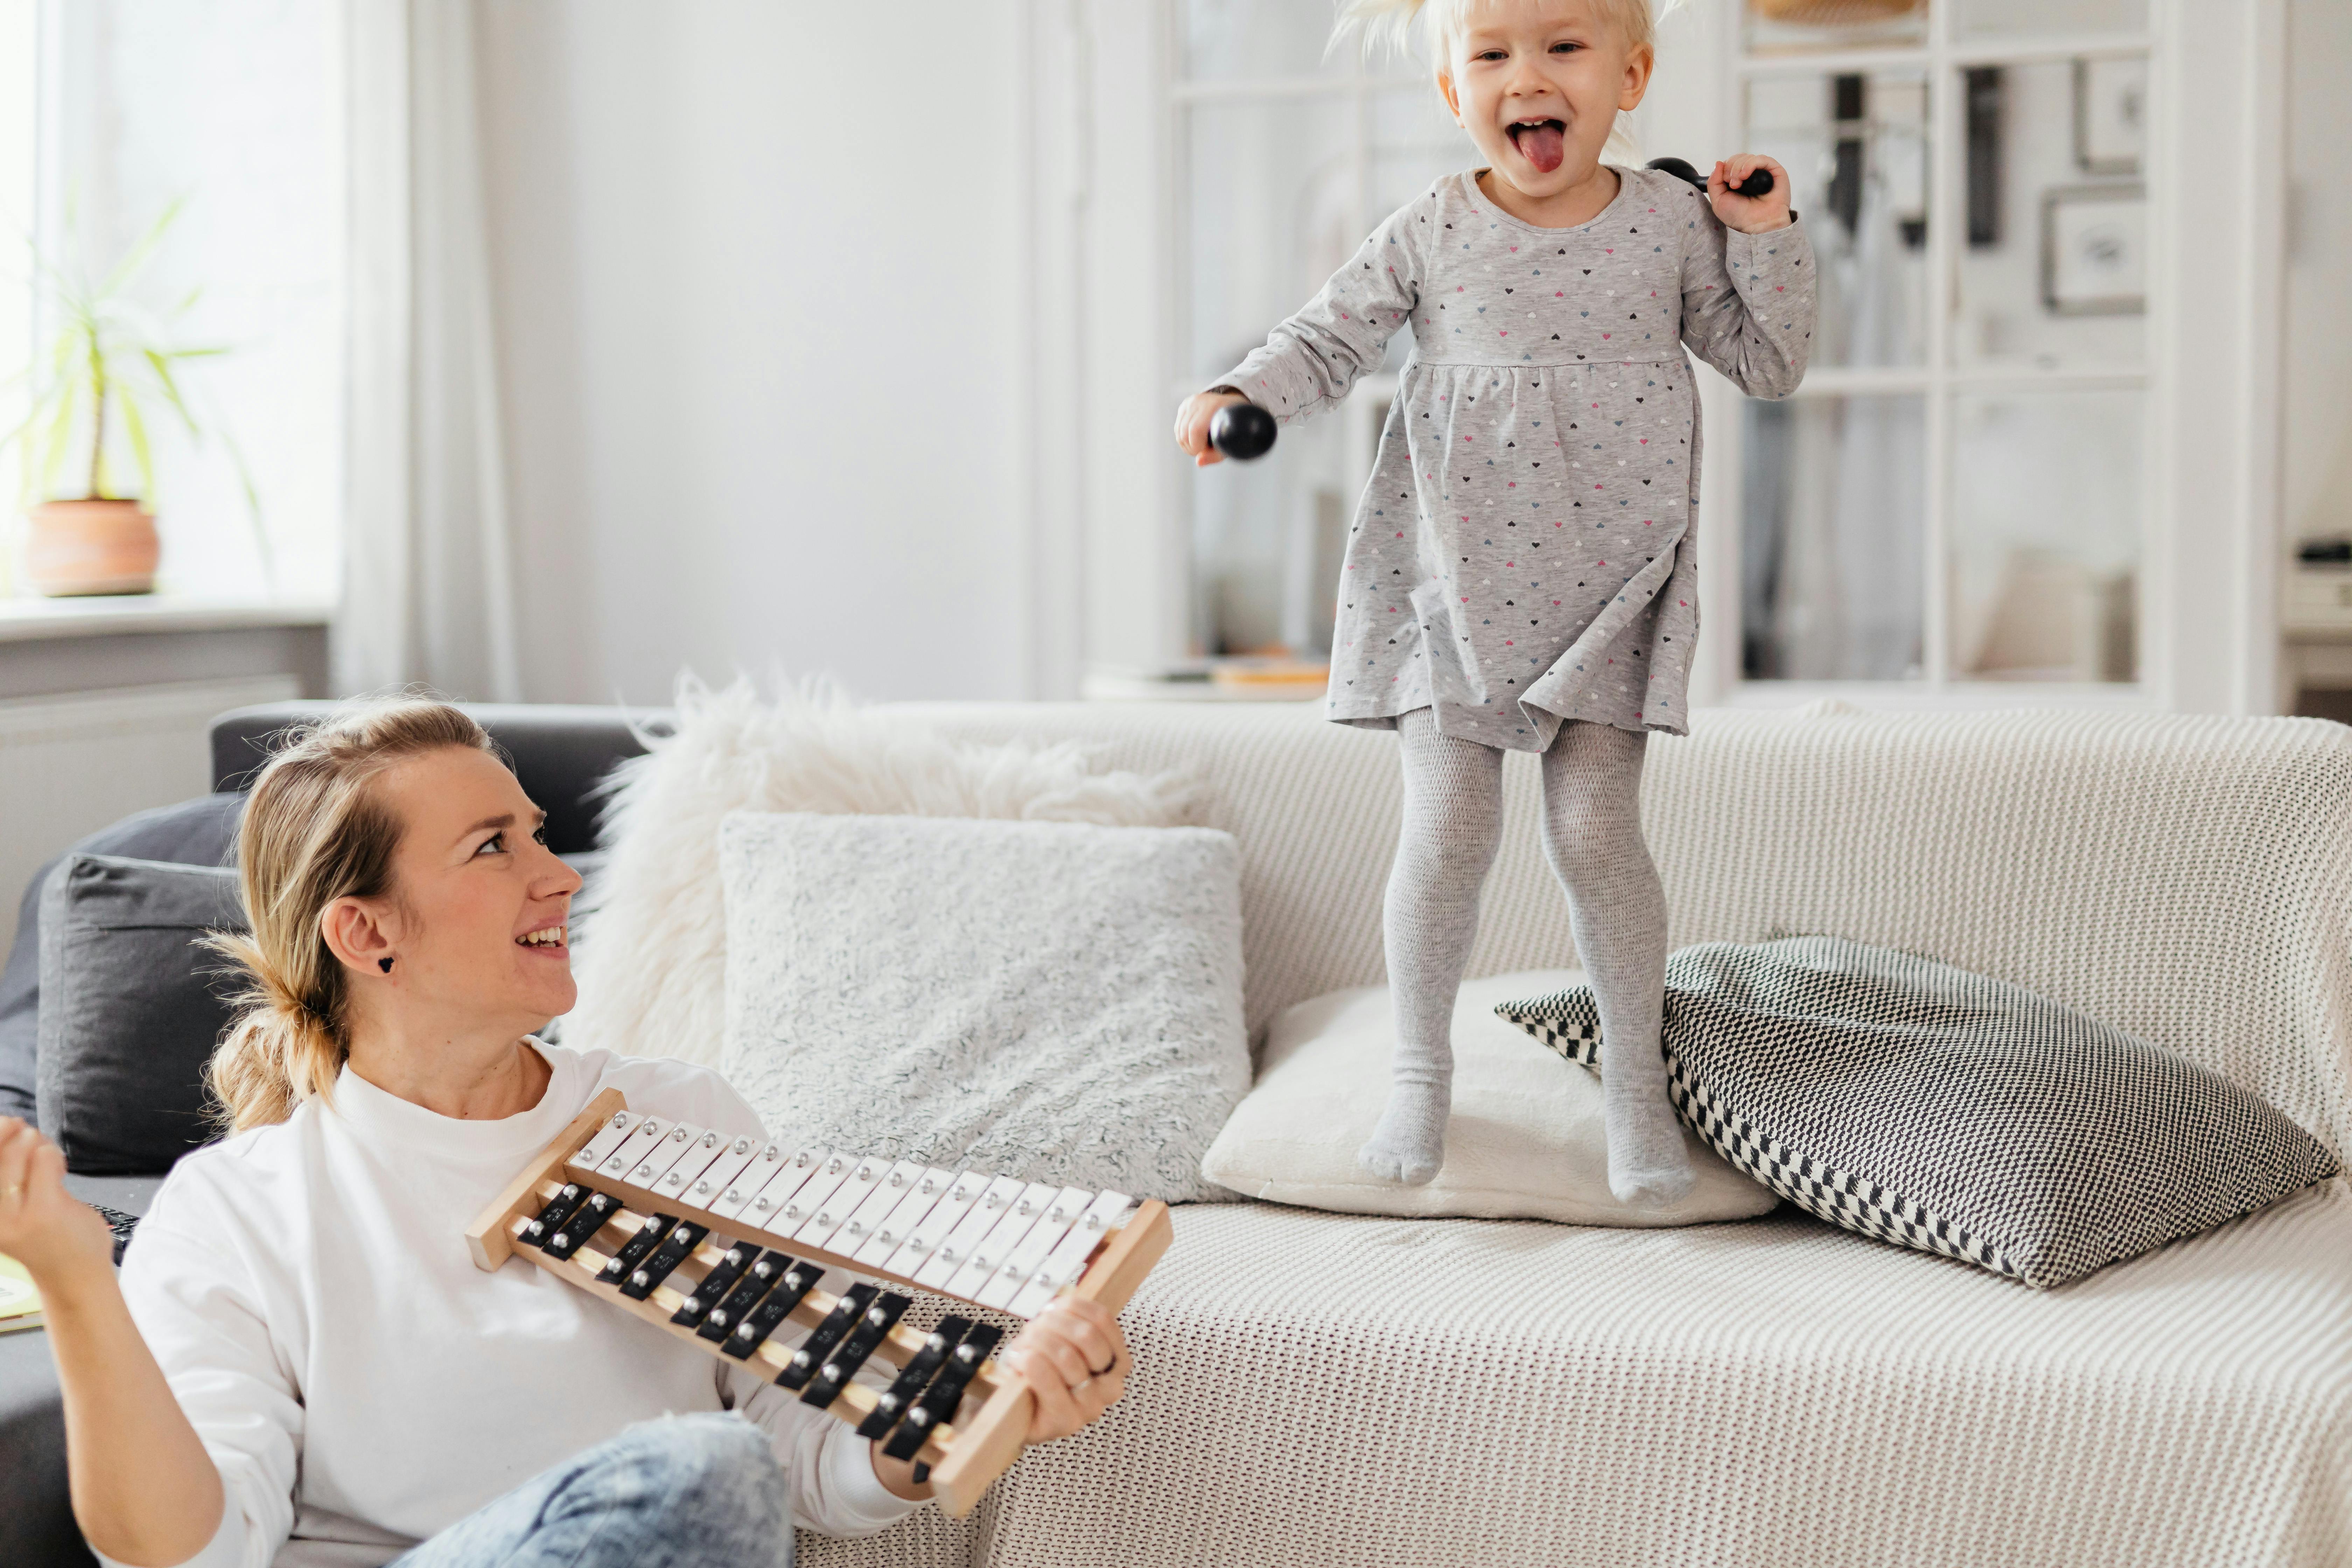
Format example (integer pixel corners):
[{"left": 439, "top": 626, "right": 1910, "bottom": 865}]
[
  {"left": 1198, "top": 969, "right": 1779, "bottom": 1225},
  {"left": 719, "top": 811, "right": 1250, "bottom": 1204}
]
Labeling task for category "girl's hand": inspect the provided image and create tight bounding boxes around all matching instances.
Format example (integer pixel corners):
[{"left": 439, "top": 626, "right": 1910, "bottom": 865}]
[
  {"left": 999, "top": 1295, "right": 1128, "bottom": 1442},
  {"left": 1174, "top": 390, "right": 1251, "bottom": 468},
  {"left": 1710, "top": 154, "right": 1794, "bottom": 234},
  {"left": 0, "top": 1117, "right": 113, "bottom": 1285}
]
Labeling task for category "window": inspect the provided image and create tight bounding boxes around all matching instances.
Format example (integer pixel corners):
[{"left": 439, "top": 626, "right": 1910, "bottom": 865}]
[
  {"left": 5, "top": 0, "right": 344, "bottom": 604},
  {"left": 0, "top": 0, "right": 35, "bottom": 532}
]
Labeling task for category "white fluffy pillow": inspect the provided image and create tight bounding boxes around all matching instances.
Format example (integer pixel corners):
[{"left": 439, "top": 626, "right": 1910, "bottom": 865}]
[
  {"left": 719, "top": 812, "right": 1249, "bottom": 1204},
  {"left": 1199, "top": 970, "right": 1780, "bottom": 1226},
  {"left": 566, "top": 678, "right": 1202, "bottom": 1067}
]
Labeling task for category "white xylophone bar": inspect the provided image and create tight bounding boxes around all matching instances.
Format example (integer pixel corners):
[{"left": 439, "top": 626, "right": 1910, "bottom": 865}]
[{"left": 556, "top": 1112, "right": 1135, "bottom": 1319}]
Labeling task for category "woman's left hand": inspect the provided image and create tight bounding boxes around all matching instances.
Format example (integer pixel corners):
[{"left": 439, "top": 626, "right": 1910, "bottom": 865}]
[
  {"left": 999, "top": 1295, "right": 1128, "bottom": 1442},
  {"left": 1710, "top": 153, "right": 1794, "bottom": 234}
]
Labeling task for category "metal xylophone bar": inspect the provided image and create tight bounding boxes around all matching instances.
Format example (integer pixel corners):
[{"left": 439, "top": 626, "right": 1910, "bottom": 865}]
[
  {"left": 556, "top": 1110, "right": 1135, "bottom": 1317},
  {"left": 467, "top": 1088, "right": 1174, "bottom": 1517}
]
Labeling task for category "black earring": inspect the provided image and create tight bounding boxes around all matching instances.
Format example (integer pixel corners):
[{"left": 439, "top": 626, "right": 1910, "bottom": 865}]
[{"left": 378, "top": 957, "right": 394, "bottom": 974}]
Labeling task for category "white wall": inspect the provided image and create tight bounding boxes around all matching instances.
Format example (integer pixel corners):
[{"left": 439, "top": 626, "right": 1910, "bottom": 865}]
[{"left": 477, "top": 2, "right": 1029, "bottom": 707}]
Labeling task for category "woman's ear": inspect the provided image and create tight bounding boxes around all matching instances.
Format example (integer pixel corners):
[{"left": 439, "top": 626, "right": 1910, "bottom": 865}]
[{"left": 320, "top": 896, "right": 399, "bottom": 980}]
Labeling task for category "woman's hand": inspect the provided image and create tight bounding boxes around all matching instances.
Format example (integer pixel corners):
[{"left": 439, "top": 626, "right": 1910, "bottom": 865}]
[
  {"left": 868, "top": 1296, "right": 1131, "bottom": 1500},
  {"left": 0, "top": 1117, "right": 113, "bottom": 1286},
  {"left": 1174, "top": 389, "right": 1251, "bottom": 468},
  {"left": 1000, "top": 1295, "right": 1129, "bottom": 1443},
  {"left": 1709, "top": 154, "right": 1794, "bottom": 234}
]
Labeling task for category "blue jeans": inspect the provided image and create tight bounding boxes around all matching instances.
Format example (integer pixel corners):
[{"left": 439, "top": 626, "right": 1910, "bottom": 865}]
[{"left": 386, "top": 1412, "right": 791, "bottom": 1568}]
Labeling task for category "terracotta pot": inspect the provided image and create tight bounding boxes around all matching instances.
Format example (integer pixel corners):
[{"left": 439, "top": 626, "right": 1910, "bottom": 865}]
[{"left": 23, "top": 498, "right": 161, "bottom": 596}]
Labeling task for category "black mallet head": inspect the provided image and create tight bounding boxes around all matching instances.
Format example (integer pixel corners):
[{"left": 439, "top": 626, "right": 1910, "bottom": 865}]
[
  {"left": 1647, "top": 155, "right": 1774, "bottom": 200},
  {"left": 1209, "top": 402, "right": 1278, "bottom": 462}
]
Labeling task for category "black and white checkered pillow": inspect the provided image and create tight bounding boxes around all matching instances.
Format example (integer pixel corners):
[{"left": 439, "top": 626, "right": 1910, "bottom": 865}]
[{"left": 1497, "top": 937, "right": 2340, "bottom": 1289}]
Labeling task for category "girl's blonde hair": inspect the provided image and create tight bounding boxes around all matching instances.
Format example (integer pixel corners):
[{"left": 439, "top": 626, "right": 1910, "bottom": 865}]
[
  {"left": 205, "top": 696, "right": 495, "bottom": 1133},
  {"left": 1335, "top": 0, "right": 1671, "bottom": 160}
]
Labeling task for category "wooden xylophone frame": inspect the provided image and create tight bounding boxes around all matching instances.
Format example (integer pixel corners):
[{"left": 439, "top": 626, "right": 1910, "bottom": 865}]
[{"left": 466, "top": 1088, "right": 1173, "bottom": 1517}]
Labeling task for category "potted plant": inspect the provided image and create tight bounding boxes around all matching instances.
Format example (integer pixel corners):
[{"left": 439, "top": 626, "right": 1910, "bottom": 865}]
[{"left": 2, "top": 196, "right": 257, "bottom": 596}]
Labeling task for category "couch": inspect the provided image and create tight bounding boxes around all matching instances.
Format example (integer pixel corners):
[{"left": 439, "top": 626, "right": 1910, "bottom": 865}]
[{"left": 7, "top": 698, "right": 2350, "bottom": 1567}]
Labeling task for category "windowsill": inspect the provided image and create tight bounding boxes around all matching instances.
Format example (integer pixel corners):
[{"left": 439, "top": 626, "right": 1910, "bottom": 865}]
[{"left": 0, "top": 593, "right": 334, "bottom": 644}]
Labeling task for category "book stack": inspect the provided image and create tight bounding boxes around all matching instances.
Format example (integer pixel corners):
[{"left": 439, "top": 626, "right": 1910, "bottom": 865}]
[{"left": 0, "top": 1252, "right": 42, "bottom": 1335}]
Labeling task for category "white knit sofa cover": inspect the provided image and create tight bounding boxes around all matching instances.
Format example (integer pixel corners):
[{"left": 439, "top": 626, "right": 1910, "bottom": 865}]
[{"left": 790, "top": 702, "right": 2352, "bottom": 1568}]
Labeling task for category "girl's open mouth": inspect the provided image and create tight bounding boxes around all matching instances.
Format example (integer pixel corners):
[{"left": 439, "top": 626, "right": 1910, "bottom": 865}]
[{"left": 1509, "top": 118, "right": 1567, "bottom": 174}]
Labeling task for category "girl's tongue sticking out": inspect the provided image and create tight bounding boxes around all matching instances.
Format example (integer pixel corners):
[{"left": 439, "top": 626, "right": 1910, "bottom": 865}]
[{"left": 1510, "top": 119, "right": 1567, "bottom": 175}]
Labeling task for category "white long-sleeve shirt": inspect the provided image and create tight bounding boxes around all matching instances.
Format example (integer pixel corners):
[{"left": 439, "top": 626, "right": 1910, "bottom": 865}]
[{"left": 105, "top": 1042, "right": 920, "bottom": 1568}]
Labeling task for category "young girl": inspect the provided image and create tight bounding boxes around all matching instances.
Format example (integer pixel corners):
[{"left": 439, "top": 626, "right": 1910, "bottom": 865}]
[{"left": 1175, "top": 0, "right": 1814, "bottom": 1201}]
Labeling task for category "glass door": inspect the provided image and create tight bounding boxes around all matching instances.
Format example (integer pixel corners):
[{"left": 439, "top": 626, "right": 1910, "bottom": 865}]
[{"left": 1732, "top": 0, "right": 2155, "bottom": 692}]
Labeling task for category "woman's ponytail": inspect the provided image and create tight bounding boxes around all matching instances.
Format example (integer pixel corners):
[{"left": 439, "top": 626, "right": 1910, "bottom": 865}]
[
  {"left": 203, "top": 697, "right": 494, "bottom": 1134},
  {"left": 203, "top": 932, "right": 346, "bottom": 1132}
]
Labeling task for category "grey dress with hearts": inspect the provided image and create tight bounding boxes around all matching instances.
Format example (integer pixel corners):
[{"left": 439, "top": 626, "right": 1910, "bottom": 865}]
[{"left": 1216, "top": 166, "right": 1816, "bottom": 749}]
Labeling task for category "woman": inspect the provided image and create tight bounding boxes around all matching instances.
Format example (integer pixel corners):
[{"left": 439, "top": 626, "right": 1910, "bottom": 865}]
[{"left": 0, "top": 698, "right": 1127, "bottom": 1568}]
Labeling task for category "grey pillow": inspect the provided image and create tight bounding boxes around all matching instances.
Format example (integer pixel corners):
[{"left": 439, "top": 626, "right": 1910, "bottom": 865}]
[
  {"left": 1497, "top": 936, "right": 2341, "bottom": 1289},
  {"left": 0, "top": 792, "right": 244, "bottom": 1121},
  {"left": 36, "top": 855, "right": 247, "bottom": 1174}
]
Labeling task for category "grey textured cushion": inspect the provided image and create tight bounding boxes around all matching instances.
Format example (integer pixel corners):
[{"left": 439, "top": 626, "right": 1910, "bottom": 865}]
[
  {"left": 36, "top": 855, "right": 247, "bottom": 1174},
  {"left": 0, "top": 793, "right": 243, "bottom": 1124},
  {"left": 1497, "top": 936, "right": 2342, "bottom": 1289},
  {"left": 719, "top": 812, "right": 1250, "bottom": 1204}
]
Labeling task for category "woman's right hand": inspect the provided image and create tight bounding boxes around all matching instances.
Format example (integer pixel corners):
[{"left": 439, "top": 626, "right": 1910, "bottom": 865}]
[
  {"left": 1174, "top": 389, "right": 1251, "bottom": 468},
  {"left": 0, "top": 1117, "right": 113, "bottom": 1285}
]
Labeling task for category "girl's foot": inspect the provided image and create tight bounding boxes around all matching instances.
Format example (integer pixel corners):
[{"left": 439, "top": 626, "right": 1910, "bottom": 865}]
[
  {"left": 1357, "top": 1082, "right": 1450, "bottom": 1185},
  {"left": 1607, "top": 1097, "right": 1696, "bottom": 1206}
]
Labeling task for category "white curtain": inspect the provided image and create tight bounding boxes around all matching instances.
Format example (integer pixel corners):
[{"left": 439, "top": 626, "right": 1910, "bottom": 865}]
[{"left": 337, "top": 0, "right": 523, "bottom": 701}]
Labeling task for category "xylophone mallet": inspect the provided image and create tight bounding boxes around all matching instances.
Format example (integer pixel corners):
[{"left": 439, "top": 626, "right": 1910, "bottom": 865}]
[{"left": 1646, "top": 155, "right": 1775, "bottom": 200}]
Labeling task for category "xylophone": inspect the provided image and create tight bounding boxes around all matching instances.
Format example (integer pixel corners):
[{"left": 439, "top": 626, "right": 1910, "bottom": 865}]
[{"left": 467, "top": 1088, "right": 1173, "bottom": 1517}]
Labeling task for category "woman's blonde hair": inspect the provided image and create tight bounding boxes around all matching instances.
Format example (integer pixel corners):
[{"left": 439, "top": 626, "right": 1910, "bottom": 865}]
[
  {"left": 205, "top": 696, "right": 496, "bottom": 1133},
  {"left": 1335, "top": 0, "right": 1672, "bottom": 160}
]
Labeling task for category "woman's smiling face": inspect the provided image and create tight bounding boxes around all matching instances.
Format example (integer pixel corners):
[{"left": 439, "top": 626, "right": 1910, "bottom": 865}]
[
  {"left": 1439, "top": 0, "right": 1651, "bottom": 200},
  {"left": 366, "top": 745, "right": 584, "bottom": 1035}
]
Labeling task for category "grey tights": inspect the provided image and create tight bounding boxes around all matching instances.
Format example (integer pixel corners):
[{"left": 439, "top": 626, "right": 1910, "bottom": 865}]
[{"left": 1356, "top": 708, "right": 1694, "bottom": 1204}]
